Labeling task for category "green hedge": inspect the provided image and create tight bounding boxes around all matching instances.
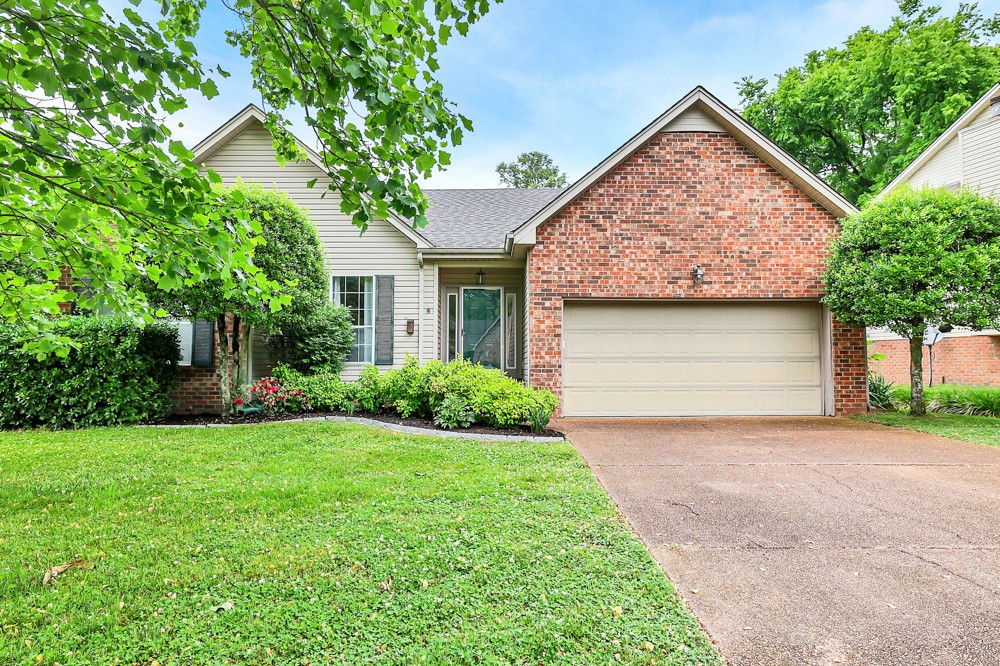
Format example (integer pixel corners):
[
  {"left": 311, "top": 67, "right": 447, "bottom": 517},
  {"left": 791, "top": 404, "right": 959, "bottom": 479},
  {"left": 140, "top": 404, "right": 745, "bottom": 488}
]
[
  {"left": 0, "top": 317, "right": 180, "bottom": 429},
  {"left": 274, "top": 357, "right": 559, "bottom": 431},
  {"left": 890, "top": 384, "right": 1000, "bottom": 417}
]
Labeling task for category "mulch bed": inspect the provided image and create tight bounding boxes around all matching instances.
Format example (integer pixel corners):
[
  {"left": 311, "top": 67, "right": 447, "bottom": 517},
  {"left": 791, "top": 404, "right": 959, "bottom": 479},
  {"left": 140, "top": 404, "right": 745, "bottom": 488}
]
[{"left": 146, "top": 410, "right": 564, "bottom": 438}]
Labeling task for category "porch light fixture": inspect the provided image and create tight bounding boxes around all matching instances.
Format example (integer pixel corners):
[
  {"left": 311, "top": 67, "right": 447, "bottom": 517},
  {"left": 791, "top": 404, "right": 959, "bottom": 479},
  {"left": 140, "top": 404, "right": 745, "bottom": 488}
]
[
  {"left": 692, "top": 264, "right": 705, "bottom": 284},
  {"left": 992, "top": 96, "right": 1000, "bottom": 118},
  {"left": 476, "top": 269, "right": 486, "bottom": 285}
]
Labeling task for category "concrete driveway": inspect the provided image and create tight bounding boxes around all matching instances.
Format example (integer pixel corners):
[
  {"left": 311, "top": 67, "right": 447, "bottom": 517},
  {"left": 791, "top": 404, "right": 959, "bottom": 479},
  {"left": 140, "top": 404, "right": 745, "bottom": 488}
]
[{"left": 557, "top": 417, "right": 1000, "bottom": 666}]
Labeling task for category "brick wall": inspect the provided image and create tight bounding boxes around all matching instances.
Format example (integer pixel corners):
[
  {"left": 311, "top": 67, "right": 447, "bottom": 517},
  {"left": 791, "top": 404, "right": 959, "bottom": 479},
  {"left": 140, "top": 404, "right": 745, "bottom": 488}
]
[
  {"left": 171, "top": 315, "right": 245, "bottom": 415},
  {"left": 527, "top": 131, "right": 869, "bottom": 416},
  {"left": 870, "top": 335, "right": 1000, "bottom": 387}
]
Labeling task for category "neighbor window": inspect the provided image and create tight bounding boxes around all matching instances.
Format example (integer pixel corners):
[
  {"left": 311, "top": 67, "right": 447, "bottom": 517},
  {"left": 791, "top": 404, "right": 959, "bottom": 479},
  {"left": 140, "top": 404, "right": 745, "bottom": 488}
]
[
  {"left": 333, "top": 276, "right": 374, "bottom": 363},
  {"left": 173, "top": 319, "right": 195, "bottom": 365}
]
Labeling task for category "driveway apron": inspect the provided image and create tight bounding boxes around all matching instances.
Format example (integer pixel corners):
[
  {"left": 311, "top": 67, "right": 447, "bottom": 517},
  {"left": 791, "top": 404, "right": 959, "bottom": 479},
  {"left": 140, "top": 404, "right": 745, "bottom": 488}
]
[{"left": 557, "top": 417, "right": 1000, "bottom": 665}]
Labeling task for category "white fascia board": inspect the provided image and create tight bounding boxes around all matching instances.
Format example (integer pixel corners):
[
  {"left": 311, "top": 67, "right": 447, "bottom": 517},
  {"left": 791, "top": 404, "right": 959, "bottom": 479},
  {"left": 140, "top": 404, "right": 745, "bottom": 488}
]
[
  {"left": 191, "top": 104, "right": 432, "bottom": 249},
  {"left": 509, "top": 86, "right": 856, "bottom": 248},
  {"left": 879, "top": 82, "right": 1000, "bottom": 198}
]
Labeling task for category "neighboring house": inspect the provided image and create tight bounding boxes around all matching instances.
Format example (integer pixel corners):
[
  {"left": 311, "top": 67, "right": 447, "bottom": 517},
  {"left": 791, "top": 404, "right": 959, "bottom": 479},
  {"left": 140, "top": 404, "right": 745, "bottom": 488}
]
[
  {"left": 176, "top": 86, "right": 869, "bottom": 417},
  {"left": 869, "top": 83, "right": 1000, "bottom": 387}
]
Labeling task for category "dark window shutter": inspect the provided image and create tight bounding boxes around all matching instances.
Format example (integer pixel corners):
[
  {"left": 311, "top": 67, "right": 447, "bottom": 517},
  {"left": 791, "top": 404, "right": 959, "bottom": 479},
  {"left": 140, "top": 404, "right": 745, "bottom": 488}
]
[
  {"left": 374, "top": 275, "right": 394, "bottom": 365},
  {"left": 192, "top": 319, "right": 215, "bottom": 367}
]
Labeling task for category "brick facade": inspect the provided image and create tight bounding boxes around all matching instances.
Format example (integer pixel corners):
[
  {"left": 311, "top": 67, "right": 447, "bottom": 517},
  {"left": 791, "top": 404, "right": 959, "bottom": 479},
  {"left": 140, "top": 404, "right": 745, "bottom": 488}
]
[
  {"left": 870, "top": 335, "right": 1000, "bottom": 387},
  {"left": 526, "top": 131, "right": 869, "bottom": 416},
  {"left": 171, "top": 315, "right": 244, "bottom": 415}
]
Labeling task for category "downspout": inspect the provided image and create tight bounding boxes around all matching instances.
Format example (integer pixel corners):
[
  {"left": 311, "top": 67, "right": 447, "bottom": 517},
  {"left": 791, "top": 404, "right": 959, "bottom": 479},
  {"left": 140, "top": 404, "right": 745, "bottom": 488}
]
[{"left": 417, "top": 251, "right": 424, "bottom": 363}]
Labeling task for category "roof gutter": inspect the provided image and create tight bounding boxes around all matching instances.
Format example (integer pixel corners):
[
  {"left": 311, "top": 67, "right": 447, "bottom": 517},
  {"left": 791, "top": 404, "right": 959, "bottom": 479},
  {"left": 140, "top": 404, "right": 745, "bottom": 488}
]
[{"left": 419, "top": 247, "right": 512, "bottom": 259}]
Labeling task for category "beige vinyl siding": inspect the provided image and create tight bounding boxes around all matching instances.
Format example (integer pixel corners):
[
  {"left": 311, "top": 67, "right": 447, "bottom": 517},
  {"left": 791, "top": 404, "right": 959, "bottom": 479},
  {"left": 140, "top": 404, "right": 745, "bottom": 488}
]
[
  {"left": 901, "top": 104, "right": 1000, "bottom": 195},
  {"left": 959, "top": 119, "right": 1000, "bottom": 198},
  {"left": 662, "top": 106, "right": 726, "bottom": 133},
  {"left": 201, "top": 121, "right": 423, "bottom": 380},
  {"left": 907, "top": 134, "right": 964, "bottom": 188}
]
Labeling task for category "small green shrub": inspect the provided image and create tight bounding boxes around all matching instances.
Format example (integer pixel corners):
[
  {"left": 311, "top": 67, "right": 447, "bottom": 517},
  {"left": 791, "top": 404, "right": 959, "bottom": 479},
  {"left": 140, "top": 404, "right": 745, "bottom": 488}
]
[
  {"left": 354, "top": 365, "right": 386, "bottom": 413},
  {"left": 423, "top": 359, "right": 558, "bottom": 429},
  {"left": 266, "top": 304, "right": 355, "bottom": 373},
  {"left": 890, "top": 384, "right": 1000, "bottom": 417},
  {"left": 867, "top": 372, "right": 895, "bottom": 411},
  {"left": 0, "top": 316, "right": 180, "bottom": 429},
  {"left": 528, "top": 404, "right": 552, "bottom": 433},
  {"left": 433, "top": 395, "right": 475, "bottom": 430},
  {"left": 272, "top": 365, "right": 354, "bottom": 412},
  {"left": 382, "top": 356, "right": 432, "bottom": 418}
]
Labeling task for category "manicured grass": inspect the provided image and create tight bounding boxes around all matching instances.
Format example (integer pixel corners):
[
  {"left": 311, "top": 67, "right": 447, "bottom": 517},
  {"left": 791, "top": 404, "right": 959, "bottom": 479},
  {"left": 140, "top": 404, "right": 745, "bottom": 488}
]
[
  {"left": 0, "top": 423, "right": 718, "bottom": 665},
  {"left": 859, "top": 412, "right": 1000, "bottom": 448}
]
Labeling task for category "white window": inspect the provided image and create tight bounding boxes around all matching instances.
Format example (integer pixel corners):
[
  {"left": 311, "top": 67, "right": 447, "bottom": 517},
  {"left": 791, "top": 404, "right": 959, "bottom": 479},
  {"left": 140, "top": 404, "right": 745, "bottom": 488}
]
[
  {"left": 332, "top": 276, "right": 374, "bottom": 363},
  {"left": 174, "top": 319, "right": 194, "bottom": 366}
]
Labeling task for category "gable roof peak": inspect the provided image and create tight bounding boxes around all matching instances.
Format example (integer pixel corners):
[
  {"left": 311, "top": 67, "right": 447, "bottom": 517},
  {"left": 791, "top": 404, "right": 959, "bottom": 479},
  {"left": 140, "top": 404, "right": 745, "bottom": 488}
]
[{"left": 507, "top": 85, "right": 856, "bottom": 249}]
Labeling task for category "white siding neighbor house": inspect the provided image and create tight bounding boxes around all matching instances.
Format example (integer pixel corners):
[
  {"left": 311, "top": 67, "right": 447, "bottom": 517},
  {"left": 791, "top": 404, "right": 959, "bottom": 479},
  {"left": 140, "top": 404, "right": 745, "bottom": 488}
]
[{"left": 871, "top": 83, "right": 1000, "bottom": 387}]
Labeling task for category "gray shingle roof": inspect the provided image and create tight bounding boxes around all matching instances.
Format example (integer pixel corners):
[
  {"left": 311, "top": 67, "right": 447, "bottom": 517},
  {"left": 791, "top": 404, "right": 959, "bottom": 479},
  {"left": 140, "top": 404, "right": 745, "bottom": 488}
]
[{"left": 420, "top": 188, "right": 564, "bottom": 249}]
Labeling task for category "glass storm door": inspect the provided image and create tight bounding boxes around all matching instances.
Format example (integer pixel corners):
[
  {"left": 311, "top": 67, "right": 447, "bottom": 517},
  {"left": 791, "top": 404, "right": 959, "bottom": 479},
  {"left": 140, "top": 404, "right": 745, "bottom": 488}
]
[{"left": 461, "top": 287, "right": 502, "bottom": 369}]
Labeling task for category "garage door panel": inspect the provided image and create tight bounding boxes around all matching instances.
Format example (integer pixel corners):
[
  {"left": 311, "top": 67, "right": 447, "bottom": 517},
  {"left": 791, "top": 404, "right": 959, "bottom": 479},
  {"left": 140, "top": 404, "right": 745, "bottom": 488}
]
[{"left": 563, "top": 302, "right": 824, "bottom": 416}]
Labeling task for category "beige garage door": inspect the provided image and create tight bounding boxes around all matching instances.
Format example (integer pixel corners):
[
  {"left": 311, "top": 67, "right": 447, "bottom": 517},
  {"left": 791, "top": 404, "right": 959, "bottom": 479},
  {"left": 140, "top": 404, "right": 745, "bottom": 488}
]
[{"left": 562, "top": 301, "right": 823, "bottom": 417}]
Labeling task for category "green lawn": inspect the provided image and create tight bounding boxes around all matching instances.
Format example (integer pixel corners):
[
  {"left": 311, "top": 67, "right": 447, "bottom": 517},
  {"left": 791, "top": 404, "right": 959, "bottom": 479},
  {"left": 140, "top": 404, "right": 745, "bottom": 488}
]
[
  {"left": 859, "top": 412, "right": 1000, "bottom": 448},
  {"left": 0, "top": 422, "right": 718, "bottom": 665}
]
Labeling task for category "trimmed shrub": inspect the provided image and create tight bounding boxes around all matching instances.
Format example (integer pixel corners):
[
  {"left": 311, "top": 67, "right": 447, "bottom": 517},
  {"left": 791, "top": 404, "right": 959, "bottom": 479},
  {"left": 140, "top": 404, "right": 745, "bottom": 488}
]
[
  {"left": 0, "top": 316, "right": 180, "bottom": 429},
  {"left": 891, "top": 384, "right": 1000, "bottom": 417},
  {"left": 353, "top": 365, "right": 387, "bottom": 414},
  {"left": 272, "top": 365, "right": 355, "bottom": 412},
  {"left": 383, "top": 357, "right": 558, "bottom": 429},
  {"left": 266, "top": 304, "right": 354, "bottom": 374}
]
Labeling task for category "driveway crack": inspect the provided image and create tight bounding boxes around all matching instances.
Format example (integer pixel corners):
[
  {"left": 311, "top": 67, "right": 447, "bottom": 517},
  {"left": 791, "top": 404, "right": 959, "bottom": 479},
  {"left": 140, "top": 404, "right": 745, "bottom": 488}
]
[{"left": 896, "top": 547, "right": 1000, "bottom": 598}]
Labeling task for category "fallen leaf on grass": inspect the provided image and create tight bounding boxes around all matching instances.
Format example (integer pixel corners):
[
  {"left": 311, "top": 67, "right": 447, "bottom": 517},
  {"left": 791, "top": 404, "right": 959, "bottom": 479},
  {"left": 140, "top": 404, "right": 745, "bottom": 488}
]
[
  {"left": 210, "top": 601, "right": 235, "bottom": 612},
  {"left": 42, "top": 559, "right": 89, "bottom": 585},
  {"left": 379, "top": 577, "right": 392, "bottom": 593}
]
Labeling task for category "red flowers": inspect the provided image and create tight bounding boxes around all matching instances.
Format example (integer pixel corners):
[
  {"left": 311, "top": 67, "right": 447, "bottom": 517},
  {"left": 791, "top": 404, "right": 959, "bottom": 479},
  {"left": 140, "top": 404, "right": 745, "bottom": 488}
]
[{"left": 240, "top": 377, "right": 311, "bottom": 416}]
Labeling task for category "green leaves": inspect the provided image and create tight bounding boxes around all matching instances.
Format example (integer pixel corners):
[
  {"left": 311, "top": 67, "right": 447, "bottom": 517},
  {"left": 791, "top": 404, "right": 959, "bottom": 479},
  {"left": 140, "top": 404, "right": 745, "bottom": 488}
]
[
  {"left": 496, "top": 151, "right": 568, "bottom": 188},
  {"left": 739, "top": 1, "right": 1000, "bottom": 204},
  {"left": 2, "top": 0, "right": 495, "bottom": 352},
  {"left": 824, "top": 186, "right": 1000, "bottom": 337}
]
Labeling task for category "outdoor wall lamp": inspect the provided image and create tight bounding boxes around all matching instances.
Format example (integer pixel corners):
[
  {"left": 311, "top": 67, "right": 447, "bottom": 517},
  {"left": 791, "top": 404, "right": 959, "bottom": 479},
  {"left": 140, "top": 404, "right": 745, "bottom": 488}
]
[
  {"left": 692, "top": 264, "right": 705, "bottom": 284},
  {"left": 476, "top": 269, "right": 486, "bottom": 285}
]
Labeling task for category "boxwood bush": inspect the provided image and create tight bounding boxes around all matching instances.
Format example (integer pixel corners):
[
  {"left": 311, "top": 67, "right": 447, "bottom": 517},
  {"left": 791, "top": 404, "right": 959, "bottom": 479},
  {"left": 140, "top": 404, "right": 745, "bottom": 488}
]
[
  {"left": 274, "top": 357, "right": 559, "bottom": 431},
  {"left": 0, "top": 316, "right": 180, "bottom": 429},
  {"left": 890, "top": 384, "right": 1000, "bottom": 417}
]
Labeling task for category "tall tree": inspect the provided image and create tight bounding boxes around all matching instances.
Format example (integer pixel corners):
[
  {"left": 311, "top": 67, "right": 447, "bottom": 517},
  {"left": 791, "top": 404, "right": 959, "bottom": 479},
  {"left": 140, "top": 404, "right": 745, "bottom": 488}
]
[
  {"left": 824, "top": 187, "right": 1000, "bottom": 415},
  {"left": 738, "top": 1, "right": 1000, "bottom": 204},
  {"left": 149, "top": 185, "right": 327, "bottom": 412},
  {"left": 1, "top": 0, "right": 494, "bottom": 353},
  {"left": 496, "top": 151, "right": 568, "bottom": 188}
]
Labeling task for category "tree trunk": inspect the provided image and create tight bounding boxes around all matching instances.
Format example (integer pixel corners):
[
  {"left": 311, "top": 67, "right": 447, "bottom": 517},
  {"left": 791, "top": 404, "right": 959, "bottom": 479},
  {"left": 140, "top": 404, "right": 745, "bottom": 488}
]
[
  {"left": 231, "top": 314, "right": 243, "bottom": 389},
  {"left": 216, "top": 314, "right": 233, "bottom": 415},
  {"left": 909, "top": 334, "right": 926, "bottom": 416},
  {"left": 235, "top": 322, "right": 251, "bottom": 388}
]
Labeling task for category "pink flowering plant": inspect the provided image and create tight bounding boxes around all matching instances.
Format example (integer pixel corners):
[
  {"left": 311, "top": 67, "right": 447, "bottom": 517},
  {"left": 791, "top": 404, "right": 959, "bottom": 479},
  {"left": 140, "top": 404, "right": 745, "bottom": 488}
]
[{"left": 238, "top": 377, "right": 311, "bottom": 416}]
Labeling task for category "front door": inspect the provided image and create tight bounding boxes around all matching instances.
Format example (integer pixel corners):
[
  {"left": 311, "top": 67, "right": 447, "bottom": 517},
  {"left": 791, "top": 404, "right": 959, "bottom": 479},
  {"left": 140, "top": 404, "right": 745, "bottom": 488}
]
[{"left": 461, "top": 287, "right": 503, "bottom": 369}]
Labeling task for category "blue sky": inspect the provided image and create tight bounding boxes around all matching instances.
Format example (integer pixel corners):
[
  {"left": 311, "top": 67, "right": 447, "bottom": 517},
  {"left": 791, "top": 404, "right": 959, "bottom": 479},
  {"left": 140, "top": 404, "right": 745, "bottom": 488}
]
[{"left": 165, "top": 0, "right": 1000, "bottom": 188}]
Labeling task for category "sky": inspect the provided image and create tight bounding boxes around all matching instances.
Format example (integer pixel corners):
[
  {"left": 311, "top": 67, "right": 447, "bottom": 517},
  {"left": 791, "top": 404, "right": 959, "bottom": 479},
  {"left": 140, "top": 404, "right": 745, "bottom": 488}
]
[{"left": 163, "top": 0, "right": 1000, "bottom": 189}]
